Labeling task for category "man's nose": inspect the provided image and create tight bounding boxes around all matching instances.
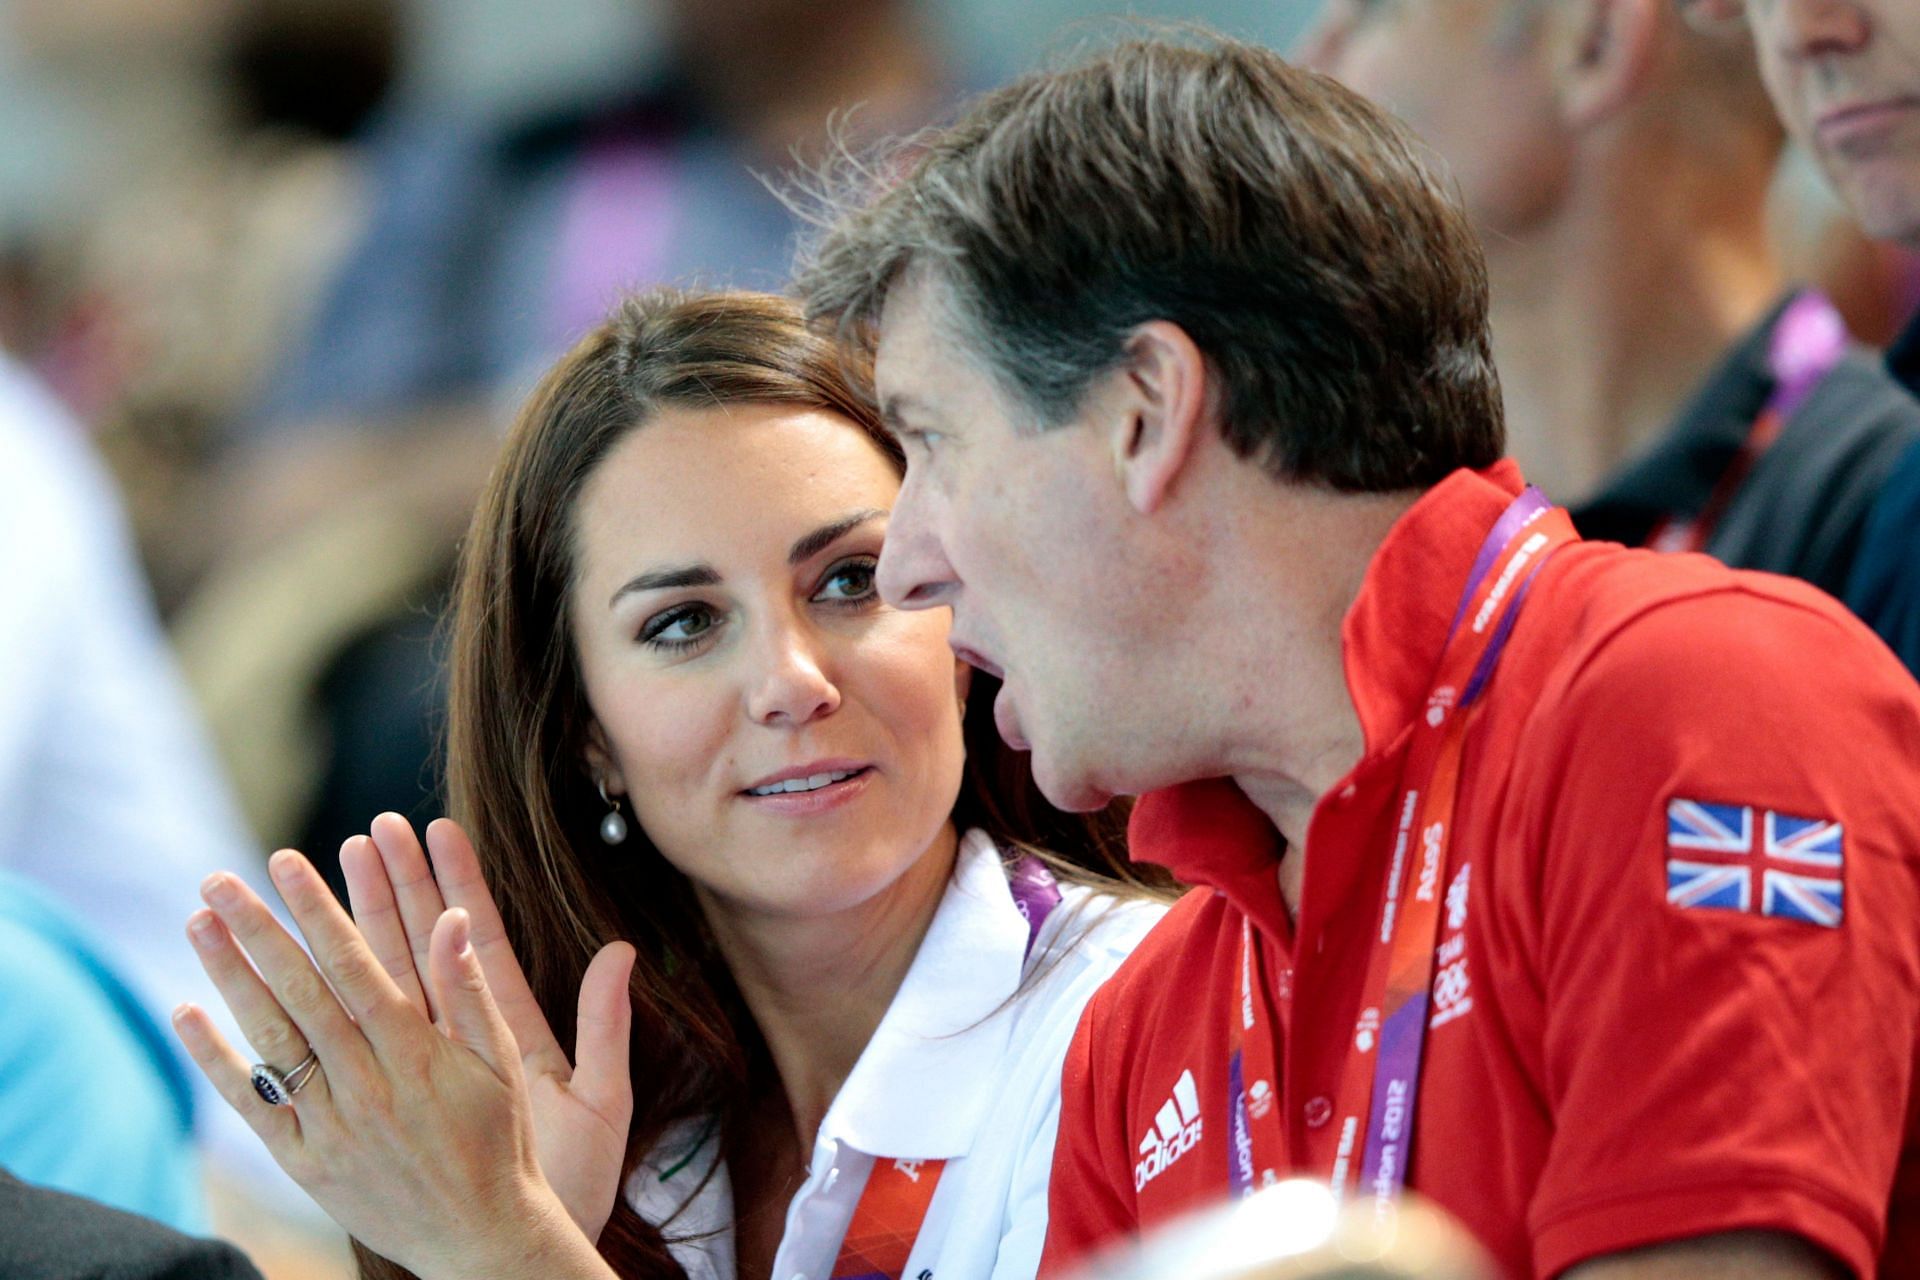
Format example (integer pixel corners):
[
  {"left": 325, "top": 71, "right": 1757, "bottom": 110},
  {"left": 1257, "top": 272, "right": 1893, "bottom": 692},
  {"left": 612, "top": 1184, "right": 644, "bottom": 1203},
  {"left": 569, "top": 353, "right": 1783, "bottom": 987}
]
[
  {"left": 876, "top": 488, "right": 958, "bottom": 611},
  {"left": 1767, "top": 0, "right": 1872, "bottom": 61}
]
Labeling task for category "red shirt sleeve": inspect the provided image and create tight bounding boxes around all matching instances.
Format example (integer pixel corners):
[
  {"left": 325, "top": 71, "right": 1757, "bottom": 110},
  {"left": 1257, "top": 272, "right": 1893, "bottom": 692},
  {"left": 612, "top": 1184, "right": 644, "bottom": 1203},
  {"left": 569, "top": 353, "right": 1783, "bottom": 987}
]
[
  {"left": 1040, "top": 988, "right": 1139, "bottom": 1278},
  {"left": 1512, "top": 586, "right": 1920, "bottom": 1278}
]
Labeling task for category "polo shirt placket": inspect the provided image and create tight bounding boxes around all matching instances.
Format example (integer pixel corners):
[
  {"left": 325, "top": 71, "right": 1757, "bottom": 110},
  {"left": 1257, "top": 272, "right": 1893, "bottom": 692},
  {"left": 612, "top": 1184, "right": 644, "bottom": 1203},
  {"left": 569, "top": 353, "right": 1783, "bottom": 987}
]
[{"left": 630, "top": 830, "right": 1164, "bottom": 1280}]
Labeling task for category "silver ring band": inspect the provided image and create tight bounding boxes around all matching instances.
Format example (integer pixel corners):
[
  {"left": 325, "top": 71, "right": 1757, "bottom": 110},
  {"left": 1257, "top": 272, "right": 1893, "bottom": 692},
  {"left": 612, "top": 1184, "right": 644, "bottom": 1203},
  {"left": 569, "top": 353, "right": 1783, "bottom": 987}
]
[{"left": 250, "top": 1049, "right": 320, "bottom": 1106}]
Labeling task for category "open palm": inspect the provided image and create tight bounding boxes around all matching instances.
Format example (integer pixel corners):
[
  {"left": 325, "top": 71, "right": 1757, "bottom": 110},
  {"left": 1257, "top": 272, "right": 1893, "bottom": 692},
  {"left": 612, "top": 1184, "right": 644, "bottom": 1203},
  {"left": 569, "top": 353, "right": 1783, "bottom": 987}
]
[{"left": 344, "top": 812, "right": 634, "bottom": 1243}]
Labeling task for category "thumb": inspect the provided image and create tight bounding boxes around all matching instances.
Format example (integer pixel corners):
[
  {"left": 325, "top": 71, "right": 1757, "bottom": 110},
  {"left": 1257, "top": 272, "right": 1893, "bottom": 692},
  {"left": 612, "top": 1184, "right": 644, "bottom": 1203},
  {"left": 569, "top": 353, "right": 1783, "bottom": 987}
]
[
  {"left": 568, "top": 942, "right": 636, "bottom": 1128},
  {"left": 428, "top": 907, "right": 519, "bottom": 1081}
]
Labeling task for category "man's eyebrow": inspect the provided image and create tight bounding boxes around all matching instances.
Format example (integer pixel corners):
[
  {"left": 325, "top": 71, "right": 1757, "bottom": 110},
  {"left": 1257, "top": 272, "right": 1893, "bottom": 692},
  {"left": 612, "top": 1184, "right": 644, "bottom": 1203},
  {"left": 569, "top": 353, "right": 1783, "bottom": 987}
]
[
  {"left": 878, "top": 392, "right": 929, "bottom": 436},
  {"left": 609, "top": 564, "right": 721, "bottom": 608},
  {"left": 789, "top": 509, "right": 888, "bottom": 567}
]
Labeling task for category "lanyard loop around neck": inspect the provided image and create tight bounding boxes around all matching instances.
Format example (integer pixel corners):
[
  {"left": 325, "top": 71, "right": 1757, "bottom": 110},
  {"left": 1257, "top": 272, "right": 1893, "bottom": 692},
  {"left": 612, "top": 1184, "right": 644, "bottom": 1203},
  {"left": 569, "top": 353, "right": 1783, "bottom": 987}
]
[
  {"left": 828, "top": 855, "right": 1060, "bottom": 1280},
  {"left": 1231, "top": 487, "right": 1579, "bottom": 1221}
]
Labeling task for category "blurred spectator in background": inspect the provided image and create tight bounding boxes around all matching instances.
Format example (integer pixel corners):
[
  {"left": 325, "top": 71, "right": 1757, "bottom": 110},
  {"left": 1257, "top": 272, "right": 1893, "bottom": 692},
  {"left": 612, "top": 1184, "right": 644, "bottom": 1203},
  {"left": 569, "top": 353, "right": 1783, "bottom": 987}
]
[
  {"left": 0, "top": 350, "right": 336, "bottom": 1255},
  {"left": 0, "top": 870, "right": 202, "bottom": 1232},
  {"left": 0, "top": 0, "right": 403, "bottom": 904},
  {"left": 1734, "top": 0, "right": 1920, "bottom": 688},
  {"left": 1299, "top": 0, "right": 1920, "bottom": 675},
  {"left": 0, "top": 1169, "right": 264, "bottom": 1280},
  {"left": 167, "top": 0, "right": 958, "bottom": 897},
  {"left": 1770, "top": 139, "right": 1920, "bottom": 350},
  {"left": 1, "top": 0, "right": 397, "bottom": 611},
  {"left": 257, "top": 0, "right": 949, "bottom": 433}
]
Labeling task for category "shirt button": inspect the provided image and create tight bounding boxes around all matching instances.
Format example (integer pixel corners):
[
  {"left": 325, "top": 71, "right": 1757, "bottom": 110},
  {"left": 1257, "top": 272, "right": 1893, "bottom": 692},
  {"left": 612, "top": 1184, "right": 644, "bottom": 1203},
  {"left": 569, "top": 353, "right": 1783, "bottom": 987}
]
[
  {"left": 1276, "top": 968, "right": 1294, "bottom": 1001},
  {"left": 1304, "top": 1096, "right": 1333, "bottom": 1128},
  {"left": 1339, "top": 784, "right": 1356, "bottom": 801}
]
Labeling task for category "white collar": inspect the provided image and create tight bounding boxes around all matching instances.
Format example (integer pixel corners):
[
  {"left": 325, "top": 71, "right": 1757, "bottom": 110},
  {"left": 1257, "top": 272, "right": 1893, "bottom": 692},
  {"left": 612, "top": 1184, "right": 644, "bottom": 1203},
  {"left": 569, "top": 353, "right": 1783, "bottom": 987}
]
[{"left": 817, "top": 828, "right": 1031, "bottom": 1161}]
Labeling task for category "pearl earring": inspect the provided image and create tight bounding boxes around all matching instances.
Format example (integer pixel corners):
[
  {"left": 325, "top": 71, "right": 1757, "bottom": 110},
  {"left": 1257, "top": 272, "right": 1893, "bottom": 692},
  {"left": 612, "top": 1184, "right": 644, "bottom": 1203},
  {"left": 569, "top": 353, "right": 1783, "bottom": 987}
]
[{"left": 596, "top": 777, "right": 628, "bottom": 845}]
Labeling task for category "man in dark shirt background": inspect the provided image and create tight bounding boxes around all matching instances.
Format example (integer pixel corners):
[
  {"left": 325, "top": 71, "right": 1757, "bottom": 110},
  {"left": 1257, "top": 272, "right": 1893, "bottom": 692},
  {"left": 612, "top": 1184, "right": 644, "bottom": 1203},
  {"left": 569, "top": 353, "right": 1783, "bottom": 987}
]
[
  {"left": 1298, "top": 0, "right": 1920, "bottom": 674},
  {"left": 1733, "top": 0, "right": 1920, "bottom": 667}
]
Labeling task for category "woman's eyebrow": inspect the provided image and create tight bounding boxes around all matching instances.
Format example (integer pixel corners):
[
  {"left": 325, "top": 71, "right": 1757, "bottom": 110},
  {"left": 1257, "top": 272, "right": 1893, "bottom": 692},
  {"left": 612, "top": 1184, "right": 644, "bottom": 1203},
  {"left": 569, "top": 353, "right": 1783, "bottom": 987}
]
[
  {"left": 608, "top": 564, "right": 721, "bottom": 608},
  {"left": 788, "top": 508, "right": 888, "bottom": 566},
  {"left": 605, "top": 510, "right": 884, "bottom": 609}
]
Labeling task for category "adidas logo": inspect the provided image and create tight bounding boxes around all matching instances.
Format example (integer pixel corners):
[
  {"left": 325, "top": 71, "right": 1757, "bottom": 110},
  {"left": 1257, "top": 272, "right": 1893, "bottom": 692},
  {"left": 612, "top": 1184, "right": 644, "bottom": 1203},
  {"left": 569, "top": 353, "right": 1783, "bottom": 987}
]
[{"left": 1134, "top": 1069, "right": 1204, "bottom": 1191}]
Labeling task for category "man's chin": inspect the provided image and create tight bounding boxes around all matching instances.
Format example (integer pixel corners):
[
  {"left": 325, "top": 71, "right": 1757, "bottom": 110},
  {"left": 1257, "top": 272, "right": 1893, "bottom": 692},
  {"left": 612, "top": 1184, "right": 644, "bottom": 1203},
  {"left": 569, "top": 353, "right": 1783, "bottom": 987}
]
[
  {"left": 1030, "top": 750, "right": 1116, "bottom": 814},
  {"left": 1826, "top": 155, "right": 1920, "bottom": 249}
]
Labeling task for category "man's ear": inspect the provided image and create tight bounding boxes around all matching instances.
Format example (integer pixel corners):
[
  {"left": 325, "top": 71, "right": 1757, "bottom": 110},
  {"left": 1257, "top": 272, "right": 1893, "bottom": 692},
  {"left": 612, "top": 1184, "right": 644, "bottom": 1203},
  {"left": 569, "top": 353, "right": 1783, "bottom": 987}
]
[
  {"left": 582, "top": 720, "right": 625, "bottom": 797},
  {"left": 1553, "top": 0, "right": 1661, "bottom": 130},
  {"left": 1111, "top": 320, "right": 1213, "bottom": 516}
]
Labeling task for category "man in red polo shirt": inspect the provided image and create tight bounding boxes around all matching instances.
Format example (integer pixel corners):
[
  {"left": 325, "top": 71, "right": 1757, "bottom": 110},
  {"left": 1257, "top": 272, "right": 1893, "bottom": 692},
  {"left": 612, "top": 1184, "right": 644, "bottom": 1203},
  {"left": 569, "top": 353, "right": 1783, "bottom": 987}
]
[{"left": 797, "top": 32, "right": 1920, "bottom": 1280}]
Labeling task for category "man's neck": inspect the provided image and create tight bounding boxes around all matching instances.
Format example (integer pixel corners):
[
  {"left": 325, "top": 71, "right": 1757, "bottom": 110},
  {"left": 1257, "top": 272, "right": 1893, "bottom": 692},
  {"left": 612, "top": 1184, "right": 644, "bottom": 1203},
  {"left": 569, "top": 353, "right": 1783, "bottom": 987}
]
[
  {"left": 696, "top": 823, "right": 959, "bottom": 1156},
  {"left": 1161, "top": 472, "right": 1413, "bottom": 895},
  {"left": 1490, "top": 156, "right": 1784, "bottom": 506}
]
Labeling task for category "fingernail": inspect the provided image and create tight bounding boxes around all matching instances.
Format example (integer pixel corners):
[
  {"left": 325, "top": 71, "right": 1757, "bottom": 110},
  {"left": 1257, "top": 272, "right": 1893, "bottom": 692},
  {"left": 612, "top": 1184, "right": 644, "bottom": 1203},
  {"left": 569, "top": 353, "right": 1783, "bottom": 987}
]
[
  {"left": 449, "top": 908, "right": 472, "bottom": 957},
  {"left": 268, "top": 849, "right": 302, "bottom": 884},
  {"left": 171, "top": 1004, "right": 195, "bottom": 1029},
  {"left": 188, "top": 911, "right": 220, "bottom": 948},
  {"left": 201, "top": 873, "right": 238, "bottom": 908}
]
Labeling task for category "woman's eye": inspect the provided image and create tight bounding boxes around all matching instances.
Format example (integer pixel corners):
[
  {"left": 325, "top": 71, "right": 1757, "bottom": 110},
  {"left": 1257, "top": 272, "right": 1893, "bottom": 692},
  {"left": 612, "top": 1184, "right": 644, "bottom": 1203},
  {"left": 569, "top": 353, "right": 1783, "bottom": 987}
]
[
  {"left": 814, "top": 557, "right": 879, "bottom": 605},
  {"left": 640, "top": 603, "right": 718, "bottom": 651}
]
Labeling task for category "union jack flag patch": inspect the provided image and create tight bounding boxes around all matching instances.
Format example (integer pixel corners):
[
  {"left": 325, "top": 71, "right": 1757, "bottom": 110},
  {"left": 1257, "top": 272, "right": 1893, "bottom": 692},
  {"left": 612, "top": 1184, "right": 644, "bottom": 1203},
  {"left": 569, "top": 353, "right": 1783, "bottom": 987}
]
[{"left": 1665, "top": 799, "right": 1844, "bottom": 928}]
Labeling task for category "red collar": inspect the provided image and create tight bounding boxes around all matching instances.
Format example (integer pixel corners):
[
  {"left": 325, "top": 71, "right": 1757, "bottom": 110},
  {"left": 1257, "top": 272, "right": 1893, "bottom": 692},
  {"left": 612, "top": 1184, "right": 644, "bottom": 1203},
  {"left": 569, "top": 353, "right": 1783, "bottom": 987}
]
[{"left": 1130, "top": 461, "right": 1528, "bottom": 910}]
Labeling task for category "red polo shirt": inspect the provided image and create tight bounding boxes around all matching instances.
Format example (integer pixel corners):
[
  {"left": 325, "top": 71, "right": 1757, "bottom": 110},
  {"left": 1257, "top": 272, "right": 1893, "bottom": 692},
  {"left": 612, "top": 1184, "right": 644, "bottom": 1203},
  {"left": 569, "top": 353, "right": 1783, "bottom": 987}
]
[{"left": 1041, "top": 462, "right": 1920, "bottom": 1279}]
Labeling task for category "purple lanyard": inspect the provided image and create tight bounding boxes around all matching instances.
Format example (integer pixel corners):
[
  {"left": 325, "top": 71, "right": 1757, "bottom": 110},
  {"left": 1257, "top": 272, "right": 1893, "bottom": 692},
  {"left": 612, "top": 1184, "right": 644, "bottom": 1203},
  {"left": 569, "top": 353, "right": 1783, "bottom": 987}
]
[
  {"left": 1008, "top": 854, "right": 1063, "bottom": 958},
  {"left": 1649, "top": 291, "right": 1848, "bottom": 554},
  {"left": 1767, "top": 290, "right": 1849, "bottom": 418},
  {"left": 1349, "top": 489, "right": 1576, "bottom": 1217},
  {"left": 1231, "top": 489, "right": 1579, "bottom": 1218}
]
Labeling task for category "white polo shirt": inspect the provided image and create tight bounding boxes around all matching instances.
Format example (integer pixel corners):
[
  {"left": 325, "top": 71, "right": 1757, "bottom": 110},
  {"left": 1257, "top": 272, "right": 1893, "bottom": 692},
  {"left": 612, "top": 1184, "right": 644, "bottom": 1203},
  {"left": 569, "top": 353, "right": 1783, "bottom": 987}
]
[{"left": 626, "top": 829, "right": 1164, "bottom": 1280}]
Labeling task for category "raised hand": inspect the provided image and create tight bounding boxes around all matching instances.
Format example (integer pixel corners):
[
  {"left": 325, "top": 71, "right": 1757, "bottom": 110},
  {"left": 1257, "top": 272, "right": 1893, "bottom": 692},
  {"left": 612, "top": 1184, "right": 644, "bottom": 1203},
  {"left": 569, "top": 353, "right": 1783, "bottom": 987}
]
[
  {"left": 341, "top": 814, "right": 636, "bottom": 1243},
  {"left": 173, "top": 849, "right": 625, "bottom": 1280}
]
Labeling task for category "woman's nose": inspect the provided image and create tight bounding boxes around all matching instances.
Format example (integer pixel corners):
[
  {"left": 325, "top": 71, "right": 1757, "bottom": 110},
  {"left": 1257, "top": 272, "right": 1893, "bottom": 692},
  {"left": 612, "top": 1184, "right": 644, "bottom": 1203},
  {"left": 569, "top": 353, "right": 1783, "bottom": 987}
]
[{"left": 744, "top": 620, "right": 842, "bottom": 726}]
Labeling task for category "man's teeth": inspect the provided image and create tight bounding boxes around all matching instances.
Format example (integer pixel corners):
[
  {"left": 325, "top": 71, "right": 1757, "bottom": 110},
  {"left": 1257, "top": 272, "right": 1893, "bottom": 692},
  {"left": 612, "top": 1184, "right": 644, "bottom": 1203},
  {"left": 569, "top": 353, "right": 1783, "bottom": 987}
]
[{"left": 749, "top": 768, "right": 861, "bottom": 797}]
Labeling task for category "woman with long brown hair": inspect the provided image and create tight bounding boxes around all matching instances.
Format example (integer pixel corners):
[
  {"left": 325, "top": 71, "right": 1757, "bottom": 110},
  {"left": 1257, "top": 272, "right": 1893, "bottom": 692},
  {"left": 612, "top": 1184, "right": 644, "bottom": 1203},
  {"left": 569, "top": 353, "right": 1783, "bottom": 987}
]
[{"left": 173, "top": 288, "right": 1167, "bottom": 1280}]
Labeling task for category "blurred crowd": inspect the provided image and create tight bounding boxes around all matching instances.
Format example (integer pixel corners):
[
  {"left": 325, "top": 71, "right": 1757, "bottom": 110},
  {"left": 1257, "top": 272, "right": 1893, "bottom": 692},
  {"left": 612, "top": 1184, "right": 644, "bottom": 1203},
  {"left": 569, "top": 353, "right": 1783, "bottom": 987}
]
[{"left": 1, "top": 0, "right": 1917, "bottom": 1277}]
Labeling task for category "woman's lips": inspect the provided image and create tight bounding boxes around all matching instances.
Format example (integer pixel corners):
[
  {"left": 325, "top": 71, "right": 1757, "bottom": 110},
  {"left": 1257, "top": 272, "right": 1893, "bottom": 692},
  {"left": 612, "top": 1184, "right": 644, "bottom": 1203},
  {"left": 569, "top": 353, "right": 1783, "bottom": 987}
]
[{"left": 739, "top": 766, "right": 875, "bottom": 816}]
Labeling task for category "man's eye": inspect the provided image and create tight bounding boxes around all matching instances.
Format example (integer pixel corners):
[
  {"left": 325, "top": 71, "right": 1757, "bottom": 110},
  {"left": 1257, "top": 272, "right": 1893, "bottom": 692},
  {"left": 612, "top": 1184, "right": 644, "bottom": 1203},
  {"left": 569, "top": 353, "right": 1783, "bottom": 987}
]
[{"left": 814, "top": 557, "right": 880, "bottom": 605}]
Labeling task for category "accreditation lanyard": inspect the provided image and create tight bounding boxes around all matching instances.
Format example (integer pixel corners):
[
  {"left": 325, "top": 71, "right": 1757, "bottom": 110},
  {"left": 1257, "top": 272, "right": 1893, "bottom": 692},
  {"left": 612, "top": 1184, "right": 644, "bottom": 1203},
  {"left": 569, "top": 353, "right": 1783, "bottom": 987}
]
[
  {"left": 1230, "top": 488, "right": 1578, "bottom": 1220},
  {"left": 828, "top": 857, "right": 1062, "bottom": 1280},
  {"left": 1648, "top": 291, "right": 1848, "bottom": 555}
]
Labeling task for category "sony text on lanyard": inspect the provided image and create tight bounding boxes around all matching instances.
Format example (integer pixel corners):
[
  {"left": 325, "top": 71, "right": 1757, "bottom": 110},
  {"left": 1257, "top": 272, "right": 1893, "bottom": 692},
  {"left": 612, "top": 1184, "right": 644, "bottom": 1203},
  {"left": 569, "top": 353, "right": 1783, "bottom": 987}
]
[{"left": 1229, "top": 488, "right": 1579, "bottom": 1227}]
